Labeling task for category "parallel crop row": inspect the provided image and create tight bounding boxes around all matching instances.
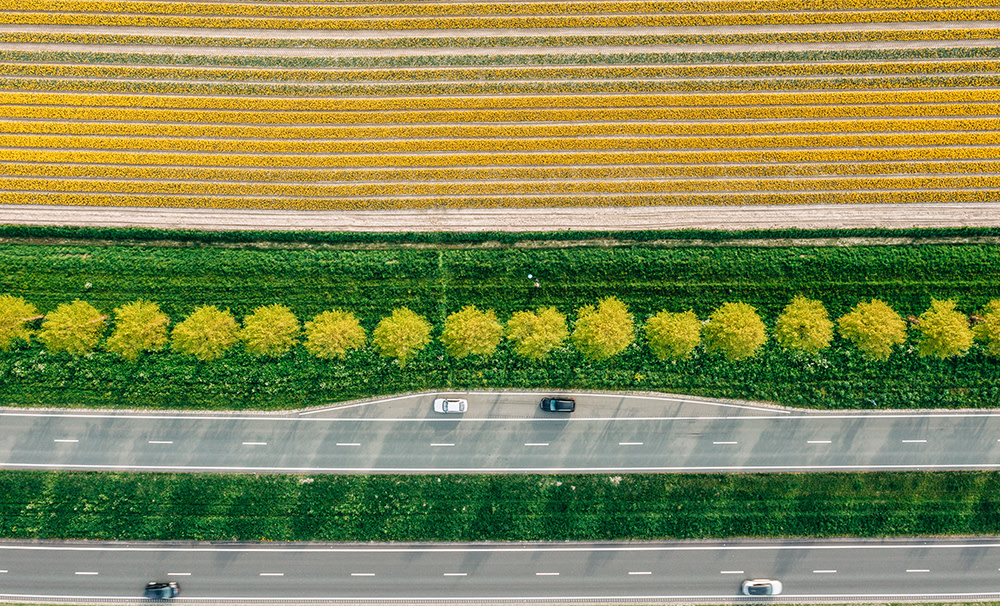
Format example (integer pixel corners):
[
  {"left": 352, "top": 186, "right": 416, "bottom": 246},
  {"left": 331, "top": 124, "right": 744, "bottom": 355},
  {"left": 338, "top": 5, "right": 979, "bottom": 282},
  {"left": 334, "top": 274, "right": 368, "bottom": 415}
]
[
  {"left": 2, "top": 29, "right": 997, "bottom": 50},
  {"left": 12, "top": 0, "right": 993, "bottom": 18},
  {"left": 3, "top": 190, "right": 996, "bottom": 210},
  {"left": 7, "top": 75, "right": 1000, "bottom": 97},
  {"left": 5, "top": 118, "right": 995, "bottom": 139},
  {"left": 3, "top": 103, "right": 999, "bottom": 125},
  {"left": 5, "top": 161, "right": 996, "bottom": 182},
  {"left": 7, "top": 10, "right": 1000, "bottom": 29},
  {"left": 5, "top": 89, "right": 997, "bottom": 111},
  {"left": 7, "top": 147, "right": 1000, "bottom": 168},
  {"left": 7, "top": 60, "right": 1000, "bottom": 82},
  {"left": 4, "top": 132, "right": 995, "bottom": 153},
  {"left": 3, "top": 175, "right": 996, "bottom": 196}
]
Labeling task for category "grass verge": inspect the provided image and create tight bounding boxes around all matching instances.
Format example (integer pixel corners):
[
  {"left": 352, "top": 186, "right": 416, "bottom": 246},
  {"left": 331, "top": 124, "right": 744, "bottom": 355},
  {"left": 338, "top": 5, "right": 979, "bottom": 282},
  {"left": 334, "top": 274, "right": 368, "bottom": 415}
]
[{"left": 2, "top": 471, "right": 999, "bottom": 542}]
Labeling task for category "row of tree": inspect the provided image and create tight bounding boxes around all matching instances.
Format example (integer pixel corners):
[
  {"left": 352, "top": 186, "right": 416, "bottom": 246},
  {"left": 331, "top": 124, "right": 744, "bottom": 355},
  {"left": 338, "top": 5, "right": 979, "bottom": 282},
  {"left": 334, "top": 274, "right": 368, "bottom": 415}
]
[{"left": 2, "top": 294, "right": 1000, "bottom": 364}]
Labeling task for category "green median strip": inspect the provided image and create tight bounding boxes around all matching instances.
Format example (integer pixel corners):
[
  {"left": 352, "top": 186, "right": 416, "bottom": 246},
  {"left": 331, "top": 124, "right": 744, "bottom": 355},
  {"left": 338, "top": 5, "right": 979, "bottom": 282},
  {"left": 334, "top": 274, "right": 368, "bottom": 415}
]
[{"left": 2, "top": 471, "right": 1000, "bottom": 541}]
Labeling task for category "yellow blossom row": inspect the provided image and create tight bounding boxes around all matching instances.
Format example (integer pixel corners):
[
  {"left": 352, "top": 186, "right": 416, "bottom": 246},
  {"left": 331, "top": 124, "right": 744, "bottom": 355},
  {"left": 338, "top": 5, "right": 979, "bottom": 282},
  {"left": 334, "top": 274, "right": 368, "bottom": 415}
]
[
  {"left": 5, "top": 161, "right": 996, "bottom": 182},
  {"left": 7, "top": 59, "right": 1000, "bottom": 83},
  {"left": 3, "top": 175, "right": 997, "bottom": 197},
  {"left": 13, "top": 0, "right": 990, "bottom": 18},
  {"left": 4, "top": 89, "right": 998, "bottom": 112},
  {"left": 3, "top": 102, "right": 997, "bottom": 125},
  {"left": 7, "top": 147, "right": 1000, "bottom": 169},
  {"left": 3, "top": 132, "right": 995, "bottom": 154},
  {"left": 5, "top": 74, "right": 998, "bottom": 97},
  {"left": 2, "top": 190, "right": 996, "bottom": 211},
  {"left": 5, "top": 117, "right": 994, "bottom": 140},
  {"left": 7, "top": 10, "right": 1000, "bottom": 29}
]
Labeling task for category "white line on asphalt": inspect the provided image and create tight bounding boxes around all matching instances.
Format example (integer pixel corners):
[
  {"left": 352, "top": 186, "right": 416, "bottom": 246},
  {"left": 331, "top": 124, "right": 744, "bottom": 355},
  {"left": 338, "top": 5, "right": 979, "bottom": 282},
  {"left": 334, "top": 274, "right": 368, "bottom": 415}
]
[
  {"left": 431, "top": 443, "right": 455, "bottom": 447},
  {"left": 907, "top": 569, "right": 931, "bottom": 573},
  {"left": 0, "top": 570, "right": 7, "bottom": 573},
  {"left": 167, "top": 573, "right": 189, "bottom": 576},
  {"left": 443, "top": 573, "right": 467, "bottom": 576},
  {"left": 242, "top": 442, "right": 267, "bottom": 446},
  {"left": 628, "top": 571, "right": 652, "bottom": 575},
  {"left": 808, "top": 440, "right": 832, "bottom": 444},
  {"left": 536, "top": 572, "right": 560, "bottom": 576},
  {"left": 74, "top": 572, "right": 98, "bottom": 575},
  {"left": 525, "top": 443, "right": 549, "bottom": 446},
  {"left": 351, "top": 573, "right": 375, "bottom": 577},
  {"left": 902, "top": 440, "right": 928, "bottom": 443},
  {"left": 299, "top": 393, "right": 420, "bottom": 415},
  {"left": 336, "top": 443, "right": 361, "bottom": 447},
  {"left": 619, "top": 442, "right": 643, "bottom": 446},
  {"left": 813, "top": 570, "right": 837, "bottom": 574},
  {"left": 53, "top": 439, "right": 78, "bottom": 443},
  {"left": 714, "top": 441, "right": 738, "bottom": 445},
  {"left": 720, "top": 571, "right": 744, "bottom": 574},
  {"left": 259, "top": 573, "right": 284, "bottom": 576},
  {"left": 148, "top": 441, "right": 173, "bottom": 445}
]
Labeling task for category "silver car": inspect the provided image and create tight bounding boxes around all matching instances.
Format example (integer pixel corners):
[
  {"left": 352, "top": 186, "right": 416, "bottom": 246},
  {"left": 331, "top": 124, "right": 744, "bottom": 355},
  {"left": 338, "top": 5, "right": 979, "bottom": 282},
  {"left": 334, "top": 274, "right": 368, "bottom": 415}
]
[
  {"left": 741, "top": 579, "right": 782, "bottom": 595},
  {"left": 433, "top": 398, "right": 467, "bottom": 414}
]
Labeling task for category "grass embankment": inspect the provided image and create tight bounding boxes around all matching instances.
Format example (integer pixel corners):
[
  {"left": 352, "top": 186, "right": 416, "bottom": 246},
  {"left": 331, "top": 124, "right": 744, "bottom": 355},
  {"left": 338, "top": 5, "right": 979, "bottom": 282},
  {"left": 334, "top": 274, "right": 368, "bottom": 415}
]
[
  {"left": 2, "top": 471, "right": 998, "bottom": 541},
  {"left": 2, "top": 227, "right": 1000, "bottom": 410}
]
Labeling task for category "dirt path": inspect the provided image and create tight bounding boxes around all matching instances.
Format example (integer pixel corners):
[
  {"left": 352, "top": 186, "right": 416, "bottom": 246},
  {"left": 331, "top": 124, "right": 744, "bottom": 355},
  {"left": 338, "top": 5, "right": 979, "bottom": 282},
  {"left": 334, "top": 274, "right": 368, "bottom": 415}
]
[{"left": 2, "top": 202, "right": 997, "bottom": 232}]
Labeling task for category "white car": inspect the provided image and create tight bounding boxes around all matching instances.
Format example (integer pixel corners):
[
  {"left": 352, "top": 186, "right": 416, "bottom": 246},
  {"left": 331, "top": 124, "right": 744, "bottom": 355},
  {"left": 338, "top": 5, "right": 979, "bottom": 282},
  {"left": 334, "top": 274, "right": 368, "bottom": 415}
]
[
  {"left": 433, "top": 398, "right": 467, "bottom": 414},
  {"left": 741, "top": 579, "right": 782, "bottom": 595}
]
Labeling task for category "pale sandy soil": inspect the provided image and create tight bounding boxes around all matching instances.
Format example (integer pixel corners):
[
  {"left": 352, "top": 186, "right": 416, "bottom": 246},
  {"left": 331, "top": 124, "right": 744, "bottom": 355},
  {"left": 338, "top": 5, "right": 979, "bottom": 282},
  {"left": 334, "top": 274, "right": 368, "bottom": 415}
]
[{"left": 1, "top": 202, "right": 997, "bottom": 232}]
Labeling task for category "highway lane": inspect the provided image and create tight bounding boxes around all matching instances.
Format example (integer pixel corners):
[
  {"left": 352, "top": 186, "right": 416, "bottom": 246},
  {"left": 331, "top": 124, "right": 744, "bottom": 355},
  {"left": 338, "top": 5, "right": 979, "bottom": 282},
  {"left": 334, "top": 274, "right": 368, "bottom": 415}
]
[
  {"left": 3, "top": 538, "right": 1000, "bottom": 603},
  {"left": 3, "top": 393, "right": 1000, "bottom": 473}
]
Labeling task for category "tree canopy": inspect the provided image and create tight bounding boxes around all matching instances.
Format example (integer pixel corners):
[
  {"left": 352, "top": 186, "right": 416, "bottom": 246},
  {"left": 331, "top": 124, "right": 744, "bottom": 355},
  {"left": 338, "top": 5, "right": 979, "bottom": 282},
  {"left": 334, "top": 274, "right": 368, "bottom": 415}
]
[
  {"left": 702, "top": 301, "right": 767, "bottom": 361},
  {"left": 774, "top": 295, "right": 834, "bottom": 353},
  {"left": 506, "top": 306, "right": 568, "bottom": 360},
  {"left": 0, "top": 294, "right": 41, "bottom": 351},
  {"left": 241, "top": 304, "right": 301, "bottom": 357},
  {"left": 645, "top": 309, "right": 701, "bottom": 360},
  {"left": 303, "top": 309, "right": 365, "bottom": 359},
  {"left": 975, "top": 299, "right": 1000, "bottom": 357},
  {"left": 105, "top": 300, "right": 170, "bottom": 361},
  {"left": 37, "top": 300, "right": 106, "bottom": 355},
  {"left": 571, "top": 296, "right": 635, "bottom": 361},
  {"left": 372, "top": 307, "right": 432, "bottom": 365},
  {"left": 171, "top": 305, "right": 239, "bottom": 361},
  {"left": 837, "top": 299, "right": 907, "bottom": 361},
  {"left": 913, "top": 299, "right": 974, "bottom": 359},
  {"left": 439, "top": 305, "right": 503, "bottom": 358}
]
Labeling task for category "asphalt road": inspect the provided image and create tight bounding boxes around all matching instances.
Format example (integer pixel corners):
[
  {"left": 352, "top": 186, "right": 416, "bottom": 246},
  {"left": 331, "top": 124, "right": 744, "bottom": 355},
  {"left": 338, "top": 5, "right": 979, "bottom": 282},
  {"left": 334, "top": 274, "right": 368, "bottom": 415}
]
[
  {"left": 2, "top": 537, "right": 1000, "bottom": 604},
  {"left": 3, "top": 393, "right": 1000, "bottom": 473}
]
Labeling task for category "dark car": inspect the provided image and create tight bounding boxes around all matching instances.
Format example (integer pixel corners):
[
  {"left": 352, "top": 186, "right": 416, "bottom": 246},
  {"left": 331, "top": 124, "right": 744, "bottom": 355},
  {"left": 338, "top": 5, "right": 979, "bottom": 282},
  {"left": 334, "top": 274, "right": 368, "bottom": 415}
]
[
  {"left": 539, "top": 397, "right": 576, "bottom": 412},
  {"left": 144, "top": 581, "right": 180, "bottom": 599}
]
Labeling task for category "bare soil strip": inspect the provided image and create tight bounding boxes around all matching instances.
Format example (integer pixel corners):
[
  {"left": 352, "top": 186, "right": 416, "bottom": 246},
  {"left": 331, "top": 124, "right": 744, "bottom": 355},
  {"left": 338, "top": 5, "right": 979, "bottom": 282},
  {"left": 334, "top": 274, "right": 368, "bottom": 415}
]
[{"left": 1, "top": 202, "right": 997, "bottom": 231}]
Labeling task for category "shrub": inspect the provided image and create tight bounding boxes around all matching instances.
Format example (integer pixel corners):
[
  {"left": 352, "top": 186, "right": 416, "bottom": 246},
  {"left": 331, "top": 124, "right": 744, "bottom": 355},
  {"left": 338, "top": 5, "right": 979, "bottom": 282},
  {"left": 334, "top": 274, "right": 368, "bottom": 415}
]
[
  {"left": 645, "top": 309, "right": 701, "bottom": 360},
  {"left": 702, "top": 302, "right": 767, "bottom": 361},
  {"left": 774, "top": 295, "right": 834, "bottom": 353},
  {"left": 241, "top": 304, "right": 300, "bottom": 357},
  {"left": 571, "top": 296, "right": 635, "bottom": 361},
  {"left": 505, "top": 306, "right": 568, "bottom": 360},
  {"left": 372, "top": 307, "right": 432, "bottom": 365},
  {"left": 171, "top": 305, "right": 239, "bottom": 361},
  {"left": 973, "top": 299, "right": 1000, "bottom": 357},
  {"left": 37, "top": 300, "right": 106, "bottom": 355},
  {"left": 105, "top": 300, "right": 170, "bottom": 361},
  {"left": 439, "top": 305, "right": 503, "bottom": 359},
  {"left": 303, "top": 309, "right": 365, "bottom": 359},
  {"left": 913, "top": 299, "right": 974, "bottom": 359},
  {"left": 0, "top": 294, "right": 41, "bottom": 351},
  {"left": 837, "top": 299, "right": 907, "bottom": 361}
]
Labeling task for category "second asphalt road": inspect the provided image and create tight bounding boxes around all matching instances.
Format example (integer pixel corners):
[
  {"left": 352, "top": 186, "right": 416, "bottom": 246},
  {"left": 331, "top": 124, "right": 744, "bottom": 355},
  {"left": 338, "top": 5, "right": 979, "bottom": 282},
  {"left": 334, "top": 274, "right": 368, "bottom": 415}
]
[{"left": 2, "top": 392, "right": 1000, "bottom": 473}]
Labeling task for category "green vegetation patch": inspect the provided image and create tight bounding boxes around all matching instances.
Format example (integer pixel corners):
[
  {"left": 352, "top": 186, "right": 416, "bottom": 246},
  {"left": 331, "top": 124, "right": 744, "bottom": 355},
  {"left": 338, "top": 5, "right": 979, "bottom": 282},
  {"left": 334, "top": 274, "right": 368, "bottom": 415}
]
[
  {"left": 2, "top": 471, "right": 999, "bottom": 541},
  {"left": 2, "top": 237, "right": 1000, "bottom": 410}
]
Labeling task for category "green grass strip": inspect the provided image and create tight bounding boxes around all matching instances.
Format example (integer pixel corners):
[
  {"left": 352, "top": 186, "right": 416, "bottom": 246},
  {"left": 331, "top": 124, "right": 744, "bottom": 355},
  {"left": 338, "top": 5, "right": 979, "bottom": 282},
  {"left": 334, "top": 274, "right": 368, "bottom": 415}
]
[
  {"left": 2, "top": 234, "right": 1000, "bottom": 410},
  {"left": 2, "top": 471, "right": 999, "bottom": 541}
]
